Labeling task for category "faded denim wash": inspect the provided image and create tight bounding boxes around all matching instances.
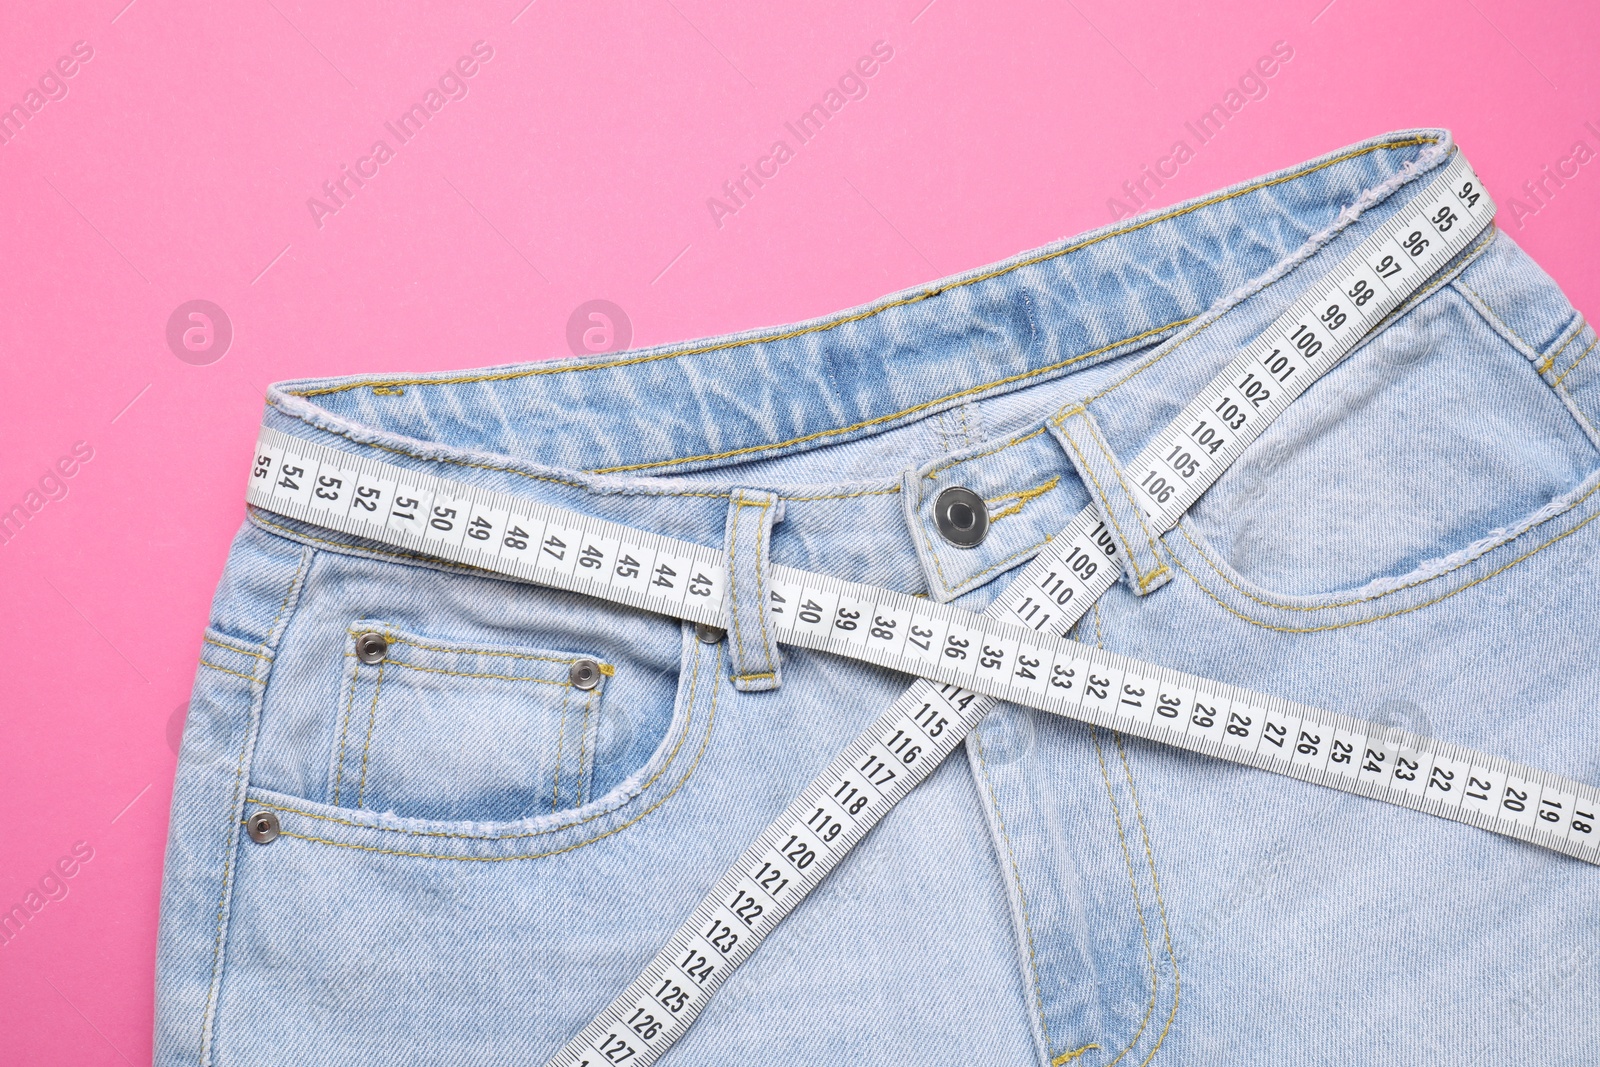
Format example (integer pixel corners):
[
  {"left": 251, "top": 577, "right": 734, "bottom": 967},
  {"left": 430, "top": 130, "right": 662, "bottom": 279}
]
[{"left": 156, "top": 129, "right": 1600, "bottom": 1066}]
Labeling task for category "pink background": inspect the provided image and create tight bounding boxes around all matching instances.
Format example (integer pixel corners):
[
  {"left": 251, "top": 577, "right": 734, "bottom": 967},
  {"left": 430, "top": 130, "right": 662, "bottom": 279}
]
[{"left": 2, "top": 0, "right": 1596, "bottom": 1061}]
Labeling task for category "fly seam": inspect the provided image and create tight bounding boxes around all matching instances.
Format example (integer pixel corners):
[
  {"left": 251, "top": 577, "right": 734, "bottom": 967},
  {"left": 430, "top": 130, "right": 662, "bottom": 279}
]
[
  {"left": 1090, "top": 725, "right": 1160, "bottom": 1067},
  {"left": 972, "top": 733, "right": 1059, "bottom": 1055}
]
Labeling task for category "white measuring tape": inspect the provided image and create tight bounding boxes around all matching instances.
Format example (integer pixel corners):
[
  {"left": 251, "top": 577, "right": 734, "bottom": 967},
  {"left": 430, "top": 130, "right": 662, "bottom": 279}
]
[{"left": 244, "top": 152, "right": 1593, "bottom": 1067}]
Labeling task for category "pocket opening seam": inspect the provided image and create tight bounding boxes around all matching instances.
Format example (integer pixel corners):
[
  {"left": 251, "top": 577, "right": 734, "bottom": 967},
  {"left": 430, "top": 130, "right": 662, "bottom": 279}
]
[
  {"left": 259, "top": 641, "right": 715, "bottom": 843},
  {"left": 1171, "top": 481, "right": 1600, "bottom": 633},
  {"left": 1177, "top": 467, "right": 1600, "bottom": 617},
  {"left": 344, "top": 626, "right": 615, "bottom": 674},
  {"left": 332, "top": 623, "right": 616, "bottom": 815},
  {"left": 347, "top": 658, "right": 583, "bottom": 686},
  {"left": 244, "top": 646, "right": 723, "bottom": 859}
]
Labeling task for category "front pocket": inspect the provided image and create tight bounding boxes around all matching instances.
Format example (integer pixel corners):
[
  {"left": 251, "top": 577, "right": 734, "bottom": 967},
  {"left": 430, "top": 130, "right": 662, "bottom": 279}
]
[
  {"left": 1181, "top": 279, "right": 1600, "bottom": 601},
  {"left": 329, "top": 622, "right": 614, "bottom": 821}
]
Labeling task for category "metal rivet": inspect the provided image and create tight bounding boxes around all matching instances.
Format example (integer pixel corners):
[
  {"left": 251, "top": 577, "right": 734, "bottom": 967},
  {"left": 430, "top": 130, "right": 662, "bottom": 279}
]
[
  {"left": 933, "top": 485, "right": 989, "bottom": 549},
  {"left": 246, "top": 810, "right": 280, "bottom": 844},
  {"left": 354, "top": 631, "right": 388, "bottom": 664},
  {"left": 569, "top": 658, "right": 602, "bottom": 690},
  {"left": 695, "top": 623, "right": 726, "bottom": 644}
]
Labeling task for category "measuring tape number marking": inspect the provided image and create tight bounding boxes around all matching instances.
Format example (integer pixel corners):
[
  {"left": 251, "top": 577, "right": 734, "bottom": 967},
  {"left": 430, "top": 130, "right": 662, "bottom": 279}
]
[{"left": 241, "top": 153, "right": 1593, "bottom": 1067}]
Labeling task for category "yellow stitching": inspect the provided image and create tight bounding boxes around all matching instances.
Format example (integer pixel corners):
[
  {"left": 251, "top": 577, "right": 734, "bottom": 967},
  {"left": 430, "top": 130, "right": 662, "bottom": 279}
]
[
  {"left": 1089, "top": 307, "right": 1231, "bottom": 412},
  {"left": 747, "top": 498, "right": 776, "bottom": 676},
  {"left": 1078, "top": 410, "right": 1166, "bottom": 575},
  {"left": 258, "top": 212, "right": 1473, "bottom": 580},
  {"left": 1115, "top": 734, "right": 1181, "bottom": 1067},
  {"left": 261, "top": 411, "right": 728, "bottom": 496},
  {"left": 1553, "top": 334, "right": 1598, "bottom": 387},
  {"left": 356, "top": 628, "right": 609, "bottom": 669},
  {"left": 292, "top": 139, "right": 1433, "bottom": 401},
  {"left": 370, "top": 659, "right": 575, "bottom": 685},
  {"left": 1090, "top": 727, "right": 1159, "bottom": 1067},
  {"left": 1055, "top": 408, "right": 1172, "bottom": 590},
  {"left": 1176, "top": 471, "right": 1600, "bottom": 611},
  {"left": 551, "top": 679, "right": 572, "bottom": 812},
  {"left": 1016, "top": 214, "right": 1495, "bottom": 605},
  {"left": 971, "top": 733, "right": 1059, "bottom": 1053},
  {"left": 1462, "top": 269, "right": 1595, "bottom": 388},
  {"left": 251, "top": 646, "right": 707, "bottom": 842},
  {"left": 1136, "top": 567, "right": 1170, "bottom": 592},
  {"left": 1094, "top": 601, "right": 1106, "bottom": 650},
  {"left": 926, "top": 426, "right": 1050, "bottom": 478},
  {"left": 1078, "top": 218, "right": 1495, "bottom": 416},
  {"left": 1461, "top": 280, "right": 1543, "bottom": 355},
  {"left": 1053, "top": 1044, "right": 1101, "bottom": 1065},
  {"left": 1542, "top": 316, "right": 1588, "bottom": 374},
  {"left": 331, "top": 657, "right": 359, "bottom": 806},
  {"left": 342, "top": 649, "right": 610, "bottom": 677},
  {"left": 735, "top": 671, "right": 777, "bottom": 681},
  {"left": 1055, "top": 418, "right": 1143, "bottom": 577},
  {"left": 260, "top": 648, "right": 724, "bottom": 861},
  {"left": 913, "top": 491, "right": 1054, "bottom": 597},
  {"left": 371, "top": 385, "right": 404, "bottom": 396},
  {"left": 1173, "top": 499, "right": 1600, "bottom": 632},
  {"left": 593, "top": 321, "right": 1190, "bottom": 473},
  {"left": 356, "top": 657, "right": 386, "bottom": 808},
  {"left": 203, "top": 637, "right": 269, "bottom": 659},
  {"left": 728, "top": 496, "right": 749, "bottom": 675},
  {"left": 988, "top": 475, "right": 1060, "bottom": 522},
  {"left": 197, "top": 661, "right": 257, "bottom": 682},
  {"left": 202, "top": 545, "right": 309, "bottom": 1057},
  {"left": 1532, "top": 312, "right": 1583, "bottom": 375}
]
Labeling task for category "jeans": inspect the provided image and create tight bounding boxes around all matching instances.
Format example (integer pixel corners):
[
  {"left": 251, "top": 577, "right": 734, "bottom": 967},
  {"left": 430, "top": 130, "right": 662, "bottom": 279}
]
[{"left": 155, "top": 129, "right": 1600, "bottom": 1065}]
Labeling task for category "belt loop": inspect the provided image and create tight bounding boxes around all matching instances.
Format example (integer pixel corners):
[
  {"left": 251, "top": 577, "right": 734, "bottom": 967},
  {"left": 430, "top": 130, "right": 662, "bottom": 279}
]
[
  {"left": 1049, "top": 405, "right": 1174, "bottom": 596},
  {"left": 722, "top": 489, "right": 785, "bottom": 691}
]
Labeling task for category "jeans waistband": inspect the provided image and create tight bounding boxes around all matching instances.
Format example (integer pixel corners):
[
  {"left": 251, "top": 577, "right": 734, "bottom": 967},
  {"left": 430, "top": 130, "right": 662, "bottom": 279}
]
[{"left": 260, "top": 129, "right": 1500, "bottom": 604}]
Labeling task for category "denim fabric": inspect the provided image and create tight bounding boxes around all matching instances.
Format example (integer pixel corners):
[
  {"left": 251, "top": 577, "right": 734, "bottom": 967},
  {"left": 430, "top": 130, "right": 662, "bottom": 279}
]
[{"left": 156, "top": 130, "right": 1600, "bottom": 1066}]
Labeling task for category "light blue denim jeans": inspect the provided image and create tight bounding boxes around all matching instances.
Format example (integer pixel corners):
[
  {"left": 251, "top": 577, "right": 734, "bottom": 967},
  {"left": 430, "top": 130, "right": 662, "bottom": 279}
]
[{"left": 155, "top": 130, "right": 1600, "bottom": 1065}]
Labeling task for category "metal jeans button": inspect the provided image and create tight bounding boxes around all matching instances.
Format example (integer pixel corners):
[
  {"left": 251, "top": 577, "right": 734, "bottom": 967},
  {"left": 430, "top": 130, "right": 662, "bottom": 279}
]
[
  {"left": 695, "top": 623, "right": 726, "bottom": 644},
  {"left": 569, "top": 658, "right": 602, "bottom": 690},
  {"left": 354, "top": 631, "right": 388, "bottom": 664},
  {"left": 933, "top": 486, "right": 989, "bottom": 548},
  {"left": 246, "top": 810, "right": 280, "bottom": 844}
]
